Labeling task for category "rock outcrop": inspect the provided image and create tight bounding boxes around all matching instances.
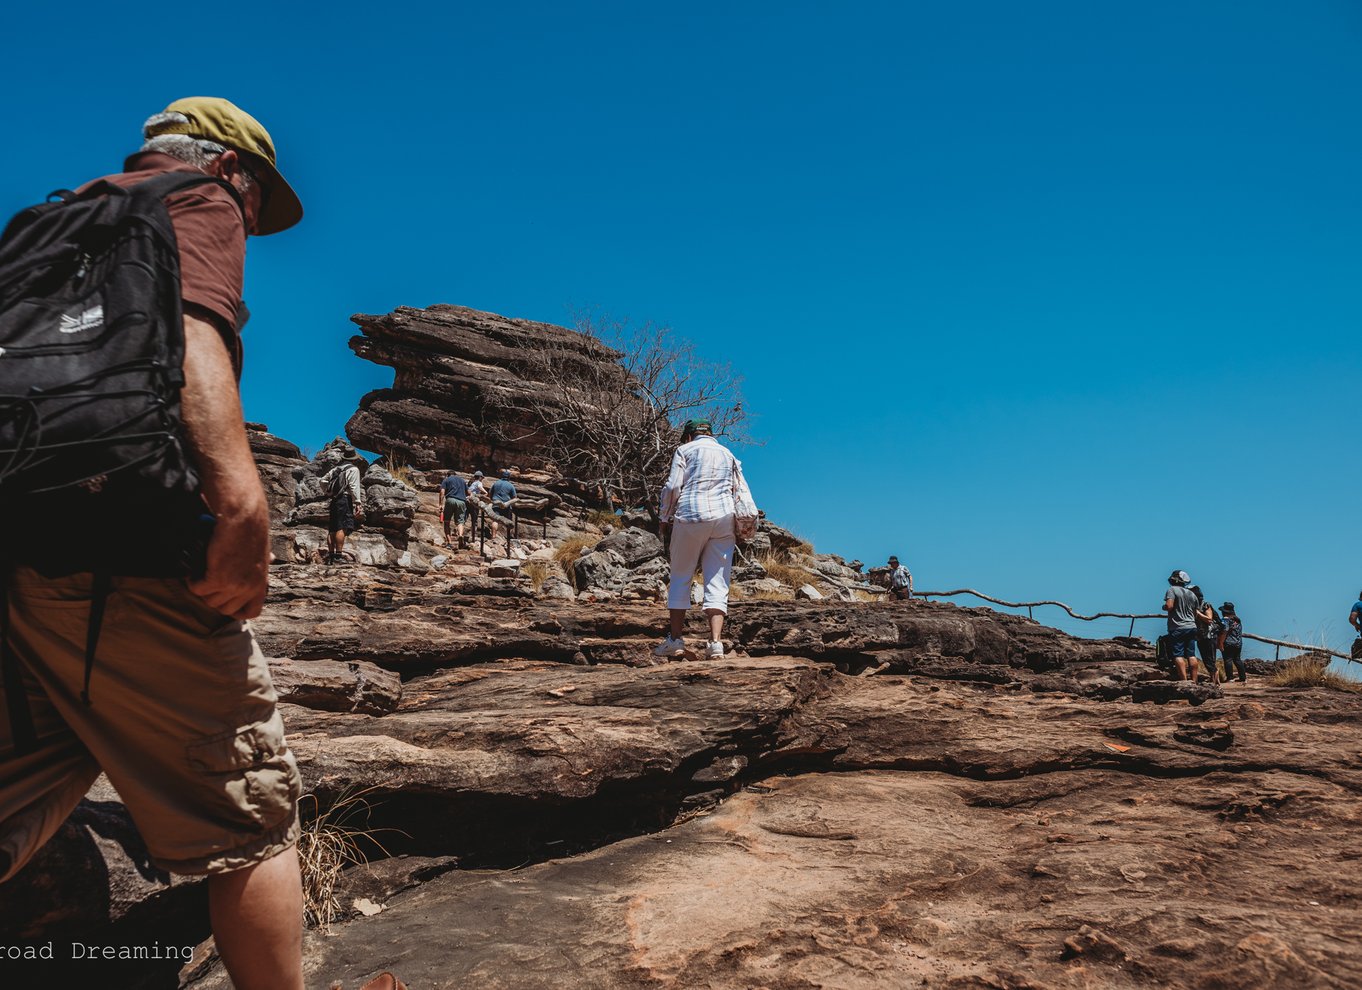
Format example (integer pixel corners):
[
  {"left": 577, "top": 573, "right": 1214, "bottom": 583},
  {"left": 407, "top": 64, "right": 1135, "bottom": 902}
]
[
  {"left": 9, "top": 318, "right": 1360, "bottom": 990},
  {"left": 345, "top": 304, "right": 626, "bottom": 473},
  {"left": 7, "top": 557, "right": 1360, "bottom": 990}
]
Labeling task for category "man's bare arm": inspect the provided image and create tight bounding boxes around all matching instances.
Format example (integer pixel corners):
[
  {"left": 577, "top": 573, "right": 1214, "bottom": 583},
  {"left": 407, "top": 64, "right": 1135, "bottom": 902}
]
[{"left": 180, "top": 313, "right": 270, "bottom": 619}]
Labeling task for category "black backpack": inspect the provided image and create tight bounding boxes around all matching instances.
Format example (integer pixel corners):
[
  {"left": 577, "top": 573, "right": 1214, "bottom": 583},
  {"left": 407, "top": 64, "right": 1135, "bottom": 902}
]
[
  {"left": 0, "top": 172, "right": 243, "bottom": 751},
  {"left": 0, "top": 171, "right": 240, "bottom": 498}
]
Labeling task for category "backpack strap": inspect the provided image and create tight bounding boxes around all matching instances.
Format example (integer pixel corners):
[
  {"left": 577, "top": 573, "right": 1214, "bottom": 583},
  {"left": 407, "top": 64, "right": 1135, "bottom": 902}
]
[
  {"left": 79, "top": 571, "right": 112, "bottom": 706},
  {"left": 0, "top": 581, "right": 38, "bottom": 756}
]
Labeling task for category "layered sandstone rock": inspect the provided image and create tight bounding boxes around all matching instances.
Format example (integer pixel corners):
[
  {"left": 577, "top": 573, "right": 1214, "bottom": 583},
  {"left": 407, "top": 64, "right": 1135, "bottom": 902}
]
[
  {"left": 345, "top": 304, "right": 625, "bottom": 473},
  {"left": 7, "top": 557, "right": 1359, "bottom": 990}
]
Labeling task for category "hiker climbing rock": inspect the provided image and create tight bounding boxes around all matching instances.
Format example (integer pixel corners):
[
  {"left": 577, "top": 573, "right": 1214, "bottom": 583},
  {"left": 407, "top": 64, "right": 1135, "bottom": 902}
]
[
  {"left": 321, "top": 459, "right": 364, "bottom": 563},
  {"left": 440, "top": 469, "right": 470, "bottom": 549},
  {"left": 1163, "top": 569, "right": 1200, "bottom": 681},
  {"left": 655, "top": 420, "right": 759, "bottom": 660},
  {"left": 0, "top": 97, "right": 306, "bottom": 990},
  {"left": 487, "top": 468, "right": 518, "bottom": 541}
]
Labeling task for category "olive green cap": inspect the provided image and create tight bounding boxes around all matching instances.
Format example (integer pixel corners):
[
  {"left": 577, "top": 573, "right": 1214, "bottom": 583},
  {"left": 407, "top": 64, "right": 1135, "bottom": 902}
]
[{"left": 146, "top": 96, "right": 303, "bottom": 235}]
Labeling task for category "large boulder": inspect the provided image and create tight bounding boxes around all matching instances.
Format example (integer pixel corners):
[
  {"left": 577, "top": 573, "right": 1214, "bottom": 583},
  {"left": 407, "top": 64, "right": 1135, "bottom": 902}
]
[{"left": 595, "top": 526, "right": 664, "bottom": 568}]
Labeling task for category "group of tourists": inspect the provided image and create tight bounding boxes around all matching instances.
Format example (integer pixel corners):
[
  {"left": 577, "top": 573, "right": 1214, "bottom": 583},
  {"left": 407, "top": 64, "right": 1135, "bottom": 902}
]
[
  {"left": 439, "top": 467, "right": 517, "bottom": 550},
  {"left": 1162, "top": 570, "right": 1246, "bottom": 684}
]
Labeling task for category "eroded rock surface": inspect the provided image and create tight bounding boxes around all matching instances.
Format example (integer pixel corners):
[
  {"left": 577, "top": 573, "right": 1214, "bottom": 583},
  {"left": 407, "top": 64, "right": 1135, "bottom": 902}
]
[{"left": 7, "top": 558, "right": 1360, "bottom": 990}]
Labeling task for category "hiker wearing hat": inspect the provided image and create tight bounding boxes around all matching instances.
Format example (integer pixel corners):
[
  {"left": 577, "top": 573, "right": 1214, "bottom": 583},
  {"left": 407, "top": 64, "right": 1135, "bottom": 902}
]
[
  {"left": 488, "top": 468, "right": 518, "bottom": 540},
  {"left": 655, "top": 420, "right": 758, "bottom": 659},
  {"left": 1163, "top": 570, "right": 1201, "bottom": 681},
  {"left": 886, "top": 555, "right": 913, "bottom": 601},
  {"left": 321, "top": 458, "right": 364, "bottom": 563},
  {"left": 0, "top": 99, "right": 306, "bottom": 988},
  {"left": 1219, "top": 603, "right": 1246, "bottom": 683}
]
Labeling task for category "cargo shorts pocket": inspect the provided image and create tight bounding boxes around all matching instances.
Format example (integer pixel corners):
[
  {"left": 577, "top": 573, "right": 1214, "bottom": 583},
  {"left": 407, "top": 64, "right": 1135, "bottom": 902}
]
[{"left": 185, "top": 711, "right": 300, "bottom": 832}]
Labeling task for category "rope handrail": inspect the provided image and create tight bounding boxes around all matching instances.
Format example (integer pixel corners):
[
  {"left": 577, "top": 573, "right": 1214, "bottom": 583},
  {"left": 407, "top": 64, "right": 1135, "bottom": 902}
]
[
  {"left": 914, "top": 588, "right": 1356, "bottom": 663},
  {"left": 915, "top": 588, "right": 1159, "bottom": 622}
]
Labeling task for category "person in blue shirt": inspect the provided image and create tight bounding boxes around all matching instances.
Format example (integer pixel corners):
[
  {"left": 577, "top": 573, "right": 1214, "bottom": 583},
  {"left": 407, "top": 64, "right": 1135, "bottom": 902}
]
[
  {"left": 488, "top": 469, "right": 518, "bottom": 540},
  {"left": 440, "top": 471, "right": 470, "bottom": 549}
]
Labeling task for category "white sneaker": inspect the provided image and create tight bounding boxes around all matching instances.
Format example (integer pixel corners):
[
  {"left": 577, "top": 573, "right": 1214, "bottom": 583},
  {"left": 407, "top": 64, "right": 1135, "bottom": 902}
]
[
  {"left": 653, "top": 636, "right": 686, "bottom": 658},
  {"left": 707, "top": 641, "right": 724, "bottom": 659}
]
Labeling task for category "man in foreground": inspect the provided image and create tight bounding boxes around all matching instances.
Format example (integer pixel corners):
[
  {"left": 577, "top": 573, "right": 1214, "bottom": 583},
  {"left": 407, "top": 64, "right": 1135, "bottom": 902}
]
[{"left": 0, "top": 98, "right": 306, "bottom": 989}]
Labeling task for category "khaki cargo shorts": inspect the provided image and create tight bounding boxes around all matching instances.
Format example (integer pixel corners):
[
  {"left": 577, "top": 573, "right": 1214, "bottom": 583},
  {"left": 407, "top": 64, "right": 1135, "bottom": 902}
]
[{"left": 0, "top": 567, "right": 301, "bottom": 881}]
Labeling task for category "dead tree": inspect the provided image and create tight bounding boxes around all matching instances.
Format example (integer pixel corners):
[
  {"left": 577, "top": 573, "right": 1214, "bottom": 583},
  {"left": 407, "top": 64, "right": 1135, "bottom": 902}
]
[{"left": 511, "top": 312, "right": 749, "bottom": 514}]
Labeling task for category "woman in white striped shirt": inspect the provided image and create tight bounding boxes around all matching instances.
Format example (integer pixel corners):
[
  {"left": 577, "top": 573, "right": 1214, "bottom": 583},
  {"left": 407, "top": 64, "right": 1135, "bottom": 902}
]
[{"left": 654, "top": 420, "right": 757, "bottom": 659}]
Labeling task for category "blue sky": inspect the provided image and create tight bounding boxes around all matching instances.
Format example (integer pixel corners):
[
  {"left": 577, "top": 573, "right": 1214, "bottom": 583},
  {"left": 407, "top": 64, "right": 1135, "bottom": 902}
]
[{"left": 4, "top": 1, "right": 1360, "bottom": 663}]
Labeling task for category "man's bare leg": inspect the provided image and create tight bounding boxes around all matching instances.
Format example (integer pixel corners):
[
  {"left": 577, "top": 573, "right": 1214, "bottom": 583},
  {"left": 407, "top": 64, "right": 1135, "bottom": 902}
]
[
  {"left": 334, "top": 529, "right": 347, "bottom": 557},
  {"left": 669, "top": 608, "right": 686, "bottom": 640},
  {"left": 208, "top": 845, "right": 303, "bottom": 990},
  {"left": 1175, "top": 658, "right": 1188, "bottom": 681},
  {"left": 1188, "top": 658, "right": 1200, "bottom": 682},
  {"left": 706, "top": 608, "right": 724, "bottom": 643}
]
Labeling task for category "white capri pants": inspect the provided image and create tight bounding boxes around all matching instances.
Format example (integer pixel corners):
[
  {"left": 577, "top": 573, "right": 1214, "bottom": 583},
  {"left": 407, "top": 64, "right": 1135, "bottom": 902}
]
[{"left": 667, "top": 516, "right": 736, "bottom": 612}]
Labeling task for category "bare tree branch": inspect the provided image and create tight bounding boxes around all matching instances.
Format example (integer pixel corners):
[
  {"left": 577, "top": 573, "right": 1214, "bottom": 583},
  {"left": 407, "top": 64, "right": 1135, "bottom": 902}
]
[{"left": 496, "top": 310, "right": 752, "bottom": 513}]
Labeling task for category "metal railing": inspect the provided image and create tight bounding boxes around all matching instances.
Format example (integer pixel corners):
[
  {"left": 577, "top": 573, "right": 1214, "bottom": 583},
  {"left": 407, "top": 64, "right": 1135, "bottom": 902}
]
[{"left": 913, "top": 588, "right": 1357, "bottom": 664}]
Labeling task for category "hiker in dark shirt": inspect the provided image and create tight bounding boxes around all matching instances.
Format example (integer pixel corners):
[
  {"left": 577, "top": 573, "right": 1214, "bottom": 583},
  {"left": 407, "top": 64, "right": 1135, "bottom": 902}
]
[
  {"left": 1191, "top": 586, "right": 1222, "bottom": 684},
  {"left": 1219, "top": 602, "right": 1246, "bottom": 683},
  {"left": 440, "top": 471, "right": 470, "bottom": 549}
]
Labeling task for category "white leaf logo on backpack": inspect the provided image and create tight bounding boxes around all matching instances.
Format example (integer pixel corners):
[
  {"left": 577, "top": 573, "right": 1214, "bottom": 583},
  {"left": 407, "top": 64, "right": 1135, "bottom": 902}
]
[{"left": 59, "top": 304, "right": 105, "bottom": 335}]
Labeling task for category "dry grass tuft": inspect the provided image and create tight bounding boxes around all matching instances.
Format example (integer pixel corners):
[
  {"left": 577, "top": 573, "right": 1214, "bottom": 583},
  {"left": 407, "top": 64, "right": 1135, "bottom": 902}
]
[
  {"left": 585, "top": 508, "right": 620, "bottom": 529},
  {"left": 521, "top": 558, "right": 564, "bottom": 593},
  {"left": 747, "top": 588, "right": 796, "bottom": 601},
  {"left": 554, "top": 533, "right": 599, "bottom": 571},
  {"left": 758, "top": 553, "right": 811, "bottom": 589},
  {"left": 789, "top": 539, "right": 814, "bottom": 556},
  {"left": 296, "top": 788, "right": 400, "bottom": 932},
  {"left": 1269, "top": 654, "right": 1361, "bottom": 692},
  {"left": 384, "top": 453, "right": 420, "bottom": 490}
]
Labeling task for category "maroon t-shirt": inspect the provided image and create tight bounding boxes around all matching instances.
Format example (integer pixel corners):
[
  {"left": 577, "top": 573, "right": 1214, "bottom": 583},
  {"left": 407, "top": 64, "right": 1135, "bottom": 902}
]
[{"left": 82, "top": 151, "right": 247, "bottom": 367}]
